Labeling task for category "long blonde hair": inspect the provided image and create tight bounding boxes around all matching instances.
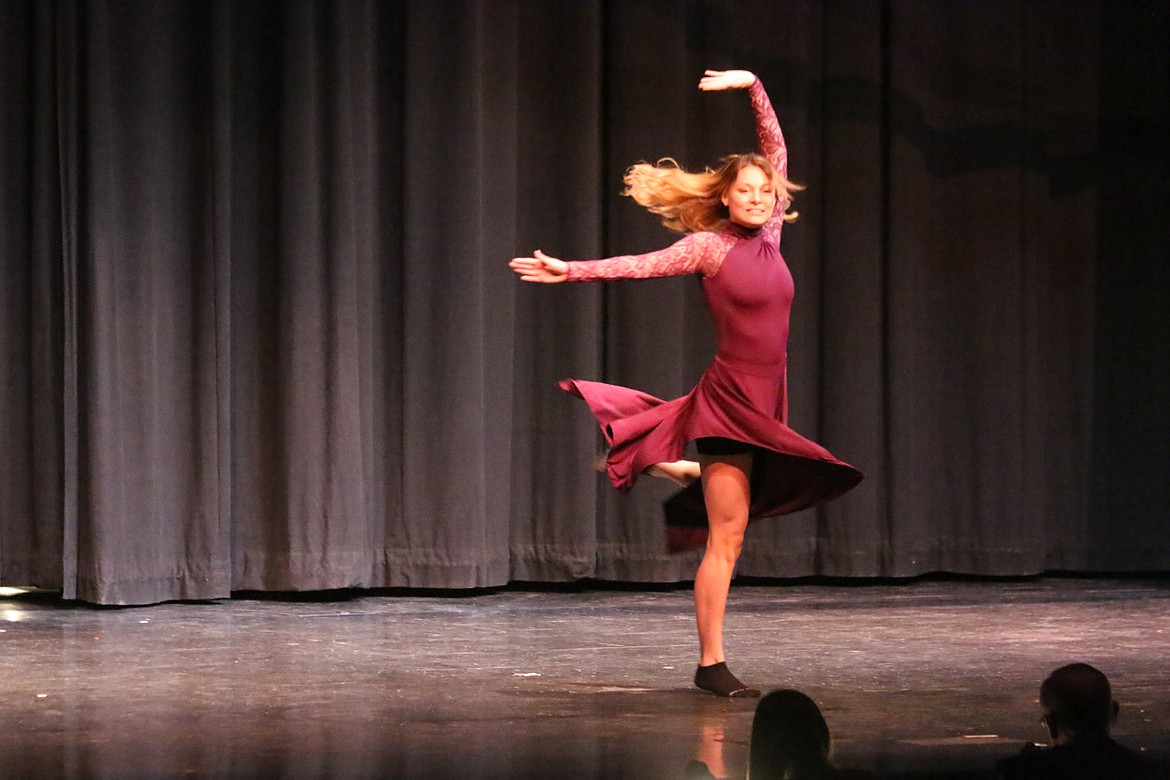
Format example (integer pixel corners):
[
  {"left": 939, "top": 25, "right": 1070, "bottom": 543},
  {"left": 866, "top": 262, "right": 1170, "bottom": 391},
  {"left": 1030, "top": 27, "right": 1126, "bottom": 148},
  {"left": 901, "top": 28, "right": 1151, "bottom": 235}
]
[{"left": 622, "top": 153, "right": 803, "bottom": 234}]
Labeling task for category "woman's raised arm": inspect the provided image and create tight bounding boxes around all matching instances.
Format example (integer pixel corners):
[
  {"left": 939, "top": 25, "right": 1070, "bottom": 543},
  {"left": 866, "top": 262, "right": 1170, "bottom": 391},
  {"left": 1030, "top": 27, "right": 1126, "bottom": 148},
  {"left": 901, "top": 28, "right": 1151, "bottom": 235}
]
[{"left": 699, "top": 69, "right": 787, "bottom": 180}]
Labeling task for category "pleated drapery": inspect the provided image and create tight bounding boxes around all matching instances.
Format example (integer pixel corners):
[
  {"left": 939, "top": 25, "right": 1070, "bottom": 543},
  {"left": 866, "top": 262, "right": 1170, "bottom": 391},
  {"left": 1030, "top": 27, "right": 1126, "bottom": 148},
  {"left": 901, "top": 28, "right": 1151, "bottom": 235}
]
[{"left": 1, "top": 0, "right": 1166, "bottom": 604}]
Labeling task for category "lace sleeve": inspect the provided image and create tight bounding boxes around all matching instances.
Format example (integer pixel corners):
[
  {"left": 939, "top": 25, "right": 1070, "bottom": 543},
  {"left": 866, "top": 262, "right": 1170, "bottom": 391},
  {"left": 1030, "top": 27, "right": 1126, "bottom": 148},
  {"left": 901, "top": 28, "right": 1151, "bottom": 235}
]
[
  {"left": 750, "top": 77, "right": 789, "bottom": 244},
  {"left": 565, "top": 232, "right": 734, "bottom": 282},
  {"left": 749, "top": 77, "right": 786, "bottom": 179}
]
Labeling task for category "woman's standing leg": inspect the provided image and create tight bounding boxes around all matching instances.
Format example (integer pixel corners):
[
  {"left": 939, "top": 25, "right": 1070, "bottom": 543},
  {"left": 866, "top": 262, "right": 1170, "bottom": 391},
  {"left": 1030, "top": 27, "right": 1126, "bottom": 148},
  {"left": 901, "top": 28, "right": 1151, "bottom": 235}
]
[{"left": 693, "top": 452, "right": 759, "bottom": 696}]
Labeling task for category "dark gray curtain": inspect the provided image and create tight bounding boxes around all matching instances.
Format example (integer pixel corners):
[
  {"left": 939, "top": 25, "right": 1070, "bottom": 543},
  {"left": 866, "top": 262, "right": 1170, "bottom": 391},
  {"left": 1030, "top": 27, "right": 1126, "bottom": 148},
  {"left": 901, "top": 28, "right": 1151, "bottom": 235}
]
[{"left": 1, "top": 0, "right": 1166, "bottom": 605}]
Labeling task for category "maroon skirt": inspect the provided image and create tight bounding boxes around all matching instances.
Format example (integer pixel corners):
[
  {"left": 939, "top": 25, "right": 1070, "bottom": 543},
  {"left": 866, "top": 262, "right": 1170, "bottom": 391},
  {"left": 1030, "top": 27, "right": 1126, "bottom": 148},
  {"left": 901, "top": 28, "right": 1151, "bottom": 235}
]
[{"left": 560, "top": 354, "right": 862, "bottom": 551}]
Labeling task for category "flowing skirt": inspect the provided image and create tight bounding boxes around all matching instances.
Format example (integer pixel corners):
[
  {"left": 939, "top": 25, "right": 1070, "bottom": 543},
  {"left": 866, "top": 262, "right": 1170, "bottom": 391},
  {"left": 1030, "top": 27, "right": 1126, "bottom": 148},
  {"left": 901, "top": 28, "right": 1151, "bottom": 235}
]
[{"left": 561, "top": 355, "right": 863, "bottom": 551}]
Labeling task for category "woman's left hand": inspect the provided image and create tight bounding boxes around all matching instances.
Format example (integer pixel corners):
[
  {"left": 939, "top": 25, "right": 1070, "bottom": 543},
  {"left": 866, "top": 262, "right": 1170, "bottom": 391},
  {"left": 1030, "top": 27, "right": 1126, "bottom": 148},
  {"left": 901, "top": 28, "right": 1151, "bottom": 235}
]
[{"left": 698, "top": 69, "right": 756, "bottom": 91}]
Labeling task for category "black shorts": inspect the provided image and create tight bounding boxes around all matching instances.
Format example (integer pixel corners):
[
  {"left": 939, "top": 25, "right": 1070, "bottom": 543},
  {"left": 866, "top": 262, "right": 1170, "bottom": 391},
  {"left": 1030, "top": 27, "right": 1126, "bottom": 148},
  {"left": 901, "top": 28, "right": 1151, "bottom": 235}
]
[{"left": 694, "top": 436, "right": 756, "bottom": 456}]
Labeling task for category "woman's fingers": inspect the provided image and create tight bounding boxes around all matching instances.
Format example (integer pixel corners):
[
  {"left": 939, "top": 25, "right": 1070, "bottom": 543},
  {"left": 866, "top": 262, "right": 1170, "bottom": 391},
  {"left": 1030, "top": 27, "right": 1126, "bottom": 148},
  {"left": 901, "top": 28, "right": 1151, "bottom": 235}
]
[
  {"left": 509, "top": 257, "right": 535, "bottom": 271},
  {"left": 699, "top": 69, "right": 728, "bottom": 90},
  {"left": 698, "top": 69, "right": 754, "bottom": 91},
  {"left": 698, "top": 75, "right": 722, "bottom": 91},
  {"left": 509, "top": 251, "right": 565, "bottom": 283}
]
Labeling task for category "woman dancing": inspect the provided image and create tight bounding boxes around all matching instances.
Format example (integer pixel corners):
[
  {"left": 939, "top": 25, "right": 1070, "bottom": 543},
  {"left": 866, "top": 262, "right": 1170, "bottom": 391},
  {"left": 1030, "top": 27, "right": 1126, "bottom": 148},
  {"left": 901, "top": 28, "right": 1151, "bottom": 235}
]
[{"left": 510, "top": 69, "right": 862, "bottom": 697}]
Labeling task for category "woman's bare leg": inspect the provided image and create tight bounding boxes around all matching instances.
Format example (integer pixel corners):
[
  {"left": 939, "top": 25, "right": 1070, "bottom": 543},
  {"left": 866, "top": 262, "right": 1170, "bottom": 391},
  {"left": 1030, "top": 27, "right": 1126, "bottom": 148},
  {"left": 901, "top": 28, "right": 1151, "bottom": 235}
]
[
  {"left": 692, "top": 452, "right": 758, "bottom": 696},
  {"left": 596, "top": 458, "right": 699, "bottom": 487},
  {"left": 645, "top": 460, "right": 701, "bottom": 487}
]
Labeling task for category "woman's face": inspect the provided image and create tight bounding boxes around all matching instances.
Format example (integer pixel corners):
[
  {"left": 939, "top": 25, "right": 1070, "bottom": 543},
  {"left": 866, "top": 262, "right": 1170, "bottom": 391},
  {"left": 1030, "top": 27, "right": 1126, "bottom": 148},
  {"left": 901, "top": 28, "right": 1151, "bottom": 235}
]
[{"left": 722, "top": 165, "right": 776, "bottom": 227}]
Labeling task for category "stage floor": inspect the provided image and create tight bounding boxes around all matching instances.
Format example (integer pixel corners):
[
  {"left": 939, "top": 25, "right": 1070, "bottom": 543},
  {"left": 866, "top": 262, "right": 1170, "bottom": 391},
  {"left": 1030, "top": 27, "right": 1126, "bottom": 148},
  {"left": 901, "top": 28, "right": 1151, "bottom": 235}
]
[{"left": 2, "top": 576, "right": 1168, "bottom": 779}]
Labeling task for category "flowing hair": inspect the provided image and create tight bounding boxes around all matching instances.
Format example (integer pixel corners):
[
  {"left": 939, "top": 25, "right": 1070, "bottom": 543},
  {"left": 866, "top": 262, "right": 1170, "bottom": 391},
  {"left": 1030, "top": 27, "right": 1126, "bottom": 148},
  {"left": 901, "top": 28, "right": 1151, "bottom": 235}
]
[{"left": 622, "top": 153, "right": 803, "bottom": 234}]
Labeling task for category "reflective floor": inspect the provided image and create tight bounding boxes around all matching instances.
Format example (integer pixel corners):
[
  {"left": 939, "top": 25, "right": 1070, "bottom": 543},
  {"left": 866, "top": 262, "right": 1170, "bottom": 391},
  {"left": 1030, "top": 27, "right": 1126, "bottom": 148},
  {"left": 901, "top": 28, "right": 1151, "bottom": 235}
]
[{"left": 2, "top": 577, "right": 1169, "bottom": 779}]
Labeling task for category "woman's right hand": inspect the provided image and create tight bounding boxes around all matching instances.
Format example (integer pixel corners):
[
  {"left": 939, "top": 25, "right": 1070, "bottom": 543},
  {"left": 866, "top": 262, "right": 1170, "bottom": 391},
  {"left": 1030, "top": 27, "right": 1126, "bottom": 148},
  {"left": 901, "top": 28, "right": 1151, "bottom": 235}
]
[{"left": 509, "top": 249, "right": 568, "bottom": 283}]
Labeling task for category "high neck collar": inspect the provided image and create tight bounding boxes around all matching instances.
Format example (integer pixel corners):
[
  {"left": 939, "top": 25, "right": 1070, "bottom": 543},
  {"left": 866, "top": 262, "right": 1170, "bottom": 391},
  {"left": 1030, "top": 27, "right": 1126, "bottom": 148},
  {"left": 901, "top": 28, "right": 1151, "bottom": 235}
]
[{"left": 726, "top": 220, "right": 762, "bottom": 239}]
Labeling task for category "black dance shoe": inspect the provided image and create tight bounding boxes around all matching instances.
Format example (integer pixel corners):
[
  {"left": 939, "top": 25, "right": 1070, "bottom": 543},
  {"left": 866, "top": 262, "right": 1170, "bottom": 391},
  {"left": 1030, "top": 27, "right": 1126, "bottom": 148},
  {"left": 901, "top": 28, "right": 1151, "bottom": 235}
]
[{"left": 694, "top": 662, "right": 761, "bottom": 698}]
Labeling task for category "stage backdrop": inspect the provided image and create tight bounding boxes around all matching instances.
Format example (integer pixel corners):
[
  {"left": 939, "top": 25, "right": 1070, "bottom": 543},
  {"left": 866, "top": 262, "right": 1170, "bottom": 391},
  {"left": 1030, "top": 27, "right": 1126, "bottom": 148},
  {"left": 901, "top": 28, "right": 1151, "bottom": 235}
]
[{"left": 1, "top": 0, "right": 1166, "bottom": 605}]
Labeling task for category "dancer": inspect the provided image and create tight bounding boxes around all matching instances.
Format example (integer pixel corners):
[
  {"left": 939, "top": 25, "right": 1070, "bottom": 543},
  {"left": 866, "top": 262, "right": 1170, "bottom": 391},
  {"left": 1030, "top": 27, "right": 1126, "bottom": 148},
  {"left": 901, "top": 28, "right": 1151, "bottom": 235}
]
[{"left": 510, "top": 69, "right": 862, "bottom": 697}]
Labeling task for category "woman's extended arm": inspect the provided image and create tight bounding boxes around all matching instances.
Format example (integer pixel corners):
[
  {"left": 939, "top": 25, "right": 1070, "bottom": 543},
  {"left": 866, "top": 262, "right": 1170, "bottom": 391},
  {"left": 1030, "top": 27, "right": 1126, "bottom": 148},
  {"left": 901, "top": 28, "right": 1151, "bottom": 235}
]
[
  {"left": 510, "top": 231, "right": 731, "bottom": 284},
  {"left": 509, "top": 249, "right": 568, "bottom": 283},
  {"left": 699, "top": 69, "right": 787, "bottom": 181},
  {"left": 748, "top": 79, "right": 786, "bottom": 180}
]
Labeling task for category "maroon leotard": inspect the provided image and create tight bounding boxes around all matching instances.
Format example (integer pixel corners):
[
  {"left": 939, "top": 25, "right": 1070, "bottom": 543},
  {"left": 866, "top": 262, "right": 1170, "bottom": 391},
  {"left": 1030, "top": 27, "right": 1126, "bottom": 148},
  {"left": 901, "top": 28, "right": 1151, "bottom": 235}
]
[{"left": 559, "top": 78, "right": 863, "bottom": 551}]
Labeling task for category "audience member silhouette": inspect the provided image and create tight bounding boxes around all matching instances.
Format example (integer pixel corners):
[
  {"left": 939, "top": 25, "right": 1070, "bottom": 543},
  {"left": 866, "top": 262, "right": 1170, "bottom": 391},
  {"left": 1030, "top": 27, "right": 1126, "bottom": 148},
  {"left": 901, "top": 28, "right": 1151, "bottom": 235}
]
[
  {"left": 995, "top": 662, "right": 1169, "bottom": 780},
  {"left": 682, "top": 689, "right": 872, "bottom": 779},
  {"left": 746, "top": 689, "right": 873, "bottom": 780}
]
